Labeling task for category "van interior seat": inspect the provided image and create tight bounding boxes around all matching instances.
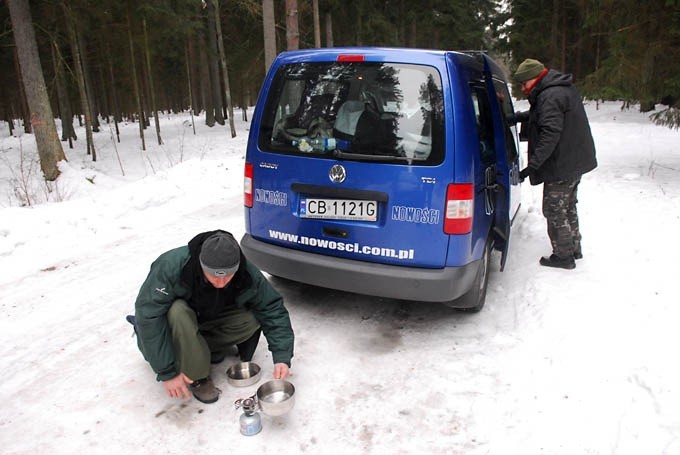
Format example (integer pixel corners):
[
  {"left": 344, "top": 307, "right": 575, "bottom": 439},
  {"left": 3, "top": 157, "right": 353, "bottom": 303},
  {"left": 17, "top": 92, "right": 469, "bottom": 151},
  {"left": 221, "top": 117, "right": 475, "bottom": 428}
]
[
  {"left": 352, "top": 89, "right": 399, "bottom": 154},
  {"left": 333, "top": 100, "right": 365, "bottom": 138},
  {"left": 294, "top": 93, "right": 338, "bottom": 130}
]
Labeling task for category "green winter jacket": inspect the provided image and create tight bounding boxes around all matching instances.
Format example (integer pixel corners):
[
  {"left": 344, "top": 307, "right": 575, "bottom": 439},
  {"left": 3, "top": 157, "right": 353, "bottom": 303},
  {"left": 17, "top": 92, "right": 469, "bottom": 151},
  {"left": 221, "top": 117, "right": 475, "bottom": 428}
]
[{"left": 134, "top": 230, "right": 294, "bottom": 381}]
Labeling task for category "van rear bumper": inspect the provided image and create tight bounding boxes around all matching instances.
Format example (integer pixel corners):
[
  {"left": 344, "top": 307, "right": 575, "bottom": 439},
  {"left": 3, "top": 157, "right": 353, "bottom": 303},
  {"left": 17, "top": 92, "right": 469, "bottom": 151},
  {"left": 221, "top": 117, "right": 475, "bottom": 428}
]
[{"left": 241, "top": 234, "right": 479, "bottom": 303}]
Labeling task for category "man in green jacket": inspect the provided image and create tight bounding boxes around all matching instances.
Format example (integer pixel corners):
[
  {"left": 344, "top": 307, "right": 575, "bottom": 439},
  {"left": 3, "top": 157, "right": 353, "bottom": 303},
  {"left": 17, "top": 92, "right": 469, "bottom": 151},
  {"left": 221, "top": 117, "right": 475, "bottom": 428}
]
[{"left": 130, "top": 230, "right": 294, "bottom": 404}]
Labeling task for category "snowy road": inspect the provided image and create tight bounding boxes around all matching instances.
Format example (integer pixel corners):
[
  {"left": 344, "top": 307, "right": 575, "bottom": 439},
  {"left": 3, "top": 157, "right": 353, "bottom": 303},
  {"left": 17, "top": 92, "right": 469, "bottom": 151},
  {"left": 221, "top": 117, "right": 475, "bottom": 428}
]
[{"left": 1, "top": 103, "right": 679, "bottom": 454}]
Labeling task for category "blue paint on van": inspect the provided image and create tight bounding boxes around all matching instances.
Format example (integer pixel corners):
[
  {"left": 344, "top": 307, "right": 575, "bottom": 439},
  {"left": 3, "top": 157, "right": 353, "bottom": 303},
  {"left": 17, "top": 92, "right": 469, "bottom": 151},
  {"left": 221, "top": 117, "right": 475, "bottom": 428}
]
[{"left": 241, "top": 48, "right": 522, "bottom": 311}]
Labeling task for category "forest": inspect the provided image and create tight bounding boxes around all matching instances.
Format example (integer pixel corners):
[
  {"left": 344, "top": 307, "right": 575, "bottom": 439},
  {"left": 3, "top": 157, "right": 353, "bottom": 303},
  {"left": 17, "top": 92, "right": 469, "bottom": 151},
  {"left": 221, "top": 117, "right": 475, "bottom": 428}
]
[{"left": 1, "top": 0, "right": 679, "bottom": 180}]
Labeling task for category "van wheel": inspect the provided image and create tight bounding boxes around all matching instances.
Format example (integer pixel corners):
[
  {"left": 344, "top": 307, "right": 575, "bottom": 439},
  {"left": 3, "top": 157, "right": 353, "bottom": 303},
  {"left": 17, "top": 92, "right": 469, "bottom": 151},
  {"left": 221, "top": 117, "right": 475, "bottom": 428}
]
[{"left": 452, "top": 239, "right": 491, "bottom": 313}]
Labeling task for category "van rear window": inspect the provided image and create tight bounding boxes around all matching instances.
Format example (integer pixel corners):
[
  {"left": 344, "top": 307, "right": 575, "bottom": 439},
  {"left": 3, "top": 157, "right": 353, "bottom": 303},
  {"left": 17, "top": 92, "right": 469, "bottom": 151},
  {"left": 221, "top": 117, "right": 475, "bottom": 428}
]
[{"left": 258, "top": 62, "right": 444, "bottom": 165}]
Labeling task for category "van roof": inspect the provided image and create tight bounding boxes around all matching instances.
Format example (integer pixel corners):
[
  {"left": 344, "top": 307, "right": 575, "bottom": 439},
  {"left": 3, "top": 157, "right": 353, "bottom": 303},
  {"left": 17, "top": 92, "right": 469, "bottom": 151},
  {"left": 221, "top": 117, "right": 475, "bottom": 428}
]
[{"left": 272, "top": 47, "right": 506, "bottom": 81}]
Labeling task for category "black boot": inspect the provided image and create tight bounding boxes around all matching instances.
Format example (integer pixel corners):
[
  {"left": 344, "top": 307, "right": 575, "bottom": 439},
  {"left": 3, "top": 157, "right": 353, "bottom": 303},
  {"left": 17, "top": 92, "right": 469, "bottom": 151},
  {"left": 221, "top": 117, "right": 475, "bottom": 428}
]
[
  {"left": 539, "top": 254, "right": 576, "bottom": 270},
  {"left": 190, "top": 377, "right": 221, "bottom": 404}
]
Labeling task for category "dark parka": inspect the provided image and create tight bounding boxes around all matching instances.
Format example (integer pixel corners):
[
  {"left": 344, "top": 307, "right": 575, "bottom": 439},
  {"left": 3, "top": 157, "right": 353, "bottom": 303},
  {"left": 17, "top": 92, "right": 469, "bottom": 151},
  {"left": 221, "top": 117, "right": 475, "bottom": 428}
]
[
  {"left": 134, "top": 230, "right": 294, "bottom": 381},
  {"left": 517, "top": 70, "right": 597, "bottom": 184}
]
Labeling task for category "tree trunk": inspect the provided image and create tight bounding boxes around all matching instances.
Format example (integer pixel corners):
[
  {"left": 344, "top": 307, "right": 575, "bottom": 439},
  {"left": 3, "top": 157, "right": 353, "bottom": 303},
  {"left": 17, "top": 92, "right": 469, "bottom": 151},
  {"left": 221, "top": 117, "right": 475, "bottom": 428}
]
[
  {"left": 398, "top": 0, "right": 405, "bottom": 45},
  {"left": 126, "top": 7, "right": 146, "bottom": 151},
  {"left": 199, "top": 34, "right": 215, "bottom": 127},
  {"left": 574, "top": 0, "right": 585, "bottom": 81},
  {"left": 51, "top": 41, "right": 76, "bottom": 143},
  {"left": 63, "top": 1, "right": 96, "bottom": 160},
  {"left": 285, "top": 0, "right": 299, "bottom": 50},
  {"left": 6, "top": 110, "right": 15, "bottom": 136},
  {"left": 13, "top": 48, "right": 31, "bottom": 134},
  {"left": 2, "top": 89, "right": 15, "bottom": 135},
  {"left": 312, "top": 0, "right": 321, "bottom": 48},
  {"left": 262, "top": 0, "right": 277, "bottom": 73},
  {"left": 325, "top": 12, "right": 333, "bottom": 47},
  {"left": 77, "top": 31, "right": 100, "bottom": 133},
  {"left": 139, "top": 63, "right": 151, "bottom": 128},
  {"left": 7, "top": 0, "right": 67, "bottom": 180},
  {"left": 212, "top": 0, "right": 236, "bottom": 137},
  {"left": 185, "top": 40, "right": 196, "bottom": 135},
  {"left": 356, "top": 5, "right": 363, "bottom": 46},
  {"left": 97, "top": 66, "right": 110, "bottom": 124},
  {"left": 206, "top": 2, "right": 225, "bottom": 125},
  {"left": 143, "top": 18, "right": 163, "bottom": 145},
  {"left": 240, "top": 73, "right": 249, "bottom": 122},
  {"left": 106, "top": 43, "right": 121, "bottom": 142},
  {"left": 407, "top": 20, "right": 417, "bottom": 47},
  {"left": 551, "top": 0, "right": 559, "bottom": 66},
  {"left": 188, "top": 39, "right": 202, "bottom": 114}
]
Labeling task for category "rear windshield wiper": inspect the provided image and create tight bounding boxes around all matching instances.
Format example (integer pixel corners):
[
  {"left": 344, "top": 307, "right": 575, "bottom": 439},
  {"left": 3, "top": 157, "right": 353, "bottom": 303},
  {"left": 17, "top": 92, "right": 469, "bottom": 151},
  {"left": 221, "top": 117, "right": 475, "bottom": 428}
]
[{"left": 332, "top": 150, "right": 414, "bottom": 162}]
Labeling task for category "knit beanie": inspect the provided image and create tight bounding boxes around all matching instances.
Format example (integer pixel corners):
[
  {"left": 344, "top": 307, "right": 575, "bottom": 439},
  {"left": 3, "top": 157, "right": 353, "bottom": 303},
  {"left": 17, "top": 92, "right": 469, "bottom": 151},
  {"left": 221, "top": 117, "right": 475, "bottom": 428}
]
[
  {"left": 199, "top": 232, "right": 240, "bottom": 277},
  {"left": 513, "top": 58, "right": 545, "bottom": 82}
]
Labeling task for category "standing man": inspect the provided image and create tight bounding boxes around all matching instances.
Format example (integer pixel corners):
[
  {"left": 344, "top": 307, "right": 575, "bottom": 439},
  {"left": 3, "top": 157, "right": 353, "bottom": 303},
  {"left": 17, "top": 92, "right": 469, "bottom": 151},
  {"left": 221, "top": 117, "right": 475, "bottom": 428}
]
[
  {"left": 513, "top": 58, "right": 597, "bottom": 270},
  {"left": 130, "top": 230, "right": 294, "bottom": 403}
]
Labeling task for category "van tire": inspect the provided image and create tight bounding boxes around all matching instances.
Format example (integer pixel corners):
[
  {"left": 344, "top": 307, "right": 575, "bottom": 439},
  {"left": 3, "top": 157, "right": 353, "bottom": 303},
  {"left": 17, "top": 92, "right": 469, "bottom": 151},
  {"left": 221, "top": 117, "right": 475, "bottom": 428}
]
[{"left": 449, "top": 239, "right": 491, "bottom": 313}]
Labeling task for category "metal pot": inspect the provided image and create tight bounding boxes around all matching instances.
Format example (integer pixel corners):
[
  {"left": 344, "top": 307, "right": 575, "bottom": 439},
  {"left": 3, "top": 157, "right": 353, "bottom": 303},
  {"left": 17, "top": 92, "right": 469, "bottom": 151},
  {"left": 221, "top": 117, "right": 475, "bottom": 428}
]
[
  {"left": 226, "top": 362, "right": 262, "bottom": 387},
  {"left": 256, "top": 380, "right": 295, "bottom": 416}
]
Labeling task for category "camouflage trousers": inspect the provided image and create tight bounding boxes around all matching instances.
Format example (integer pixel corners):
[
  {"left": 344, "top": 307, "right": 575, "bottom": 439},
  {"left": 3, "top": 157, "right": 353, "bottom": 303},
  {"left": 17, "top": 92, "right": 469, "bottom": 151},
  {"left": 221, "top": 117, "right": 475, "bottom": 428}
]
[{"left": 542, "top": 179, "right": 582, "bottom": 258}]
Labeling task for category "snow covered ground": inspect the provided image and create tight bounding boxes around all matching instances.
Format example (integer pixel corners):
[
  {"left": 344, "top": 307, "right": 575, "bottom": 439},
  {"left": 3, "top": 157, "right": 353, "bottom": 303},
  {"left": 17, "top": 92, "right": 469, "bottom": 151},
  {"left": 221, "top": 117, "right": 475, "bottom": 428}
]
[{"left": 1, "top": 101, "right": 679, "bottom": 454}]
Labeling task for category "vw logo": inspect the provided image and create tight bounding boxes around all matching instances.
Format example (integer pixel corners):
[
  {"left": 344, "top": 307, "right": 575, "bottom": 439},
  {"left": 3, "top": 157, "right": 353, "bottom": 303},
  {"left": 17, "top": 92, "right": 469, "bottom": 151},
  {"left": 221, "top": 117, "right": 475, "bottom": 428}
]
[{"left": 329, "top": 164, "right": 346, "bottom": 183}]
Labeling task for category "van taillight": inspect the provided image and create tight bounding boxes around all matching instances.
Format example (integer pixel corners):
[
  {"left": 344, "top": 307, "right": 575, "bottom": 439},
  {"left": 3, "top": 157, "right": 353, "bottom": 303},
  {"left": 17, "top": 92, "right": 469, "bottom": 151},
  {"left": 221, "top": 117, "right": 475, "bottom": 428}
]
[
  {"left": 444, "top": 184, "right": 474, "bottom": 234},
  {"left": 244, "top": 163, "right": 253, "bottom": 208}
]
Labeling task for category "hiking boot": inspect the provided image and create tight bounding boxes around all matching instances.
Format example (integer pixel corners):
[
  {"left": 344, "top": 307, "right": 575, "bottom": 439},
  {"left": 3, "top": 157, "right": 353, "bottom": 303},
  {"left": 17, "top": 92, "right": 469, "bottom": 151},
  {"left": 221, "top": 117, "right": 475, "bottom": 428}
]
[
  {"left": 539, "top": 254, "right": 576, "bottom": 270},
  {"left": 573, "top": 251, "right": 583, "bottom": 260},
  {"left": 190, "top": 377, "right": 220, "bottom": 404}
]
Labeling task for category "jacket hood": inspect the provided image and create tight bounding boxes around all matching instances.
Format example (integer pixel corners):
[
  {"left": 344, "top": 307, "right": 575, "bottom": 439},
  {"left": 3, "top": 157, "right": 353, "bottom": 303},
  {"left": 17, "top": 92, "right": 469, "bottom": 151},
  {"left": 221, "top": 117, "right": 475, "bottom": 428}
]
[
  {"left": 529, "top": 70, "right": 574, "bottom": 101},
  {"left": 183, "top": 230, "right": 251, "bottom": 290}
]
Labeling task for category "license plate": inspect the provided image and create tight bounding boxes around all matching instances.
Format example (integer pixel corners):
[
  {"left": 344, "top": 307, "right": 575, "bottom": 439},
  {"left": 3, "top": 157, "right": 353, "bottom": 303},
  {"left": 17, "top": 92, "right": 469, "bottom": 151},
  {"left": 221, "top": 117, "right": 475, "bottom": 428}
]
[{"left": 300, "top": 198, "right": 378, "bottom": 221}]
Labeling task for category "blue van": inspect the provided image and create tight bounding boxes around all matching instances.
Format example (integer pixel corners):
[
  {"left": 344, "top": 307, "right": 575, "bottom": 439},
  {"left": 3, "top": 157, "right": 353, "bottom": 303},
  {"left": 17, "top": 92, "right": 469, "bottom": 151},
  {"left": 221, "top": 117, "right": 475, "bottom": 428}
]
[{"left": 241, "top": 48, "right": 522, "bottom": 311}]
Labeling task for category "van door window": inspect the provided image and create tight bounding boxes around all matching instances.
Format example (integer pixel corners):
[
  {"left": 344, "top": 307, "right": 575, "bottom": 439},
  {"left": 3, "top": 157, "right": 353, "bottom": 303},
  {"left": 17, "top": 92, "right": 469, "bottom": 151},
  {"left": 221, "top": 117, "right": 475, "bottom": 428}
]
[
  {"left": 259, "top": 62, "right": 445, "bottom": 166},
  {"left": 470, "top": 85, "right": 496, "bottom": 167},
  {"left": 492, "top": 79, "right": 520, "bottom": 163}
]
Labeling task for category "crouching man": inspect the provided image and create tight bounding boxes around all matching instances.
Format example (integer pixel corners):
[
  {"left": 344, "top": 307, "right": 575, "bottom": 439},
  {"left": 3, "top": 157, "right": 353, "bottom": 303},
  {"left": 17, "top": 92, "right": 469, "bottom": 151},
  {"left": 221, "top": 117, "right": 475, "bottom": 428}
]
[{"left": 130, "top": 230, "right": 294, "bottom": 404}]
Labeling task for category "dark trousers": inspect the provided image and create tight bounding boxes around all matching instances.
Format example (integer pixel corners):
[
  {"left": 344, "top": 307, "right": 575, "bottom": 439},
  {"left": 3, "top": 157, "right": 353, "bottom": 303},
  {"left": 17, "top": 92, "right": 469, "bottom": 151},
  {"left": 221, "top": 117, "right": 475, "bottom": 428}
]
[
  {"left": 542, "top": 179, "right": 581, "bottom": 258},
  {"left": 166, "top": 299, "right": 261, "bottom": 380},
  {"left": 235, "top": 328, "right": 262, "bottom": 362}
]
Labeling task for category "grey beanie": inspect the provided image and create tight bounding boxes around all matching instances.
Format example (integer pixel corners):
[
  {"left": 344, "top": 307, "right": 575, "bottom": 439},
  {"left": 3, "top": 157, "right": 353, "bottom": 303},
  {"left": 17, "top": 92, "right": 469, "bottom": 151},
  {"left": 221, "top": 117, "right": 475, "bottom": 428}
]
[
  {"left": 199, "top": 232, "right": 240, "bottom": 277},
  {"left": 513, "top": 58, "right": 546, "bottom": 82}
]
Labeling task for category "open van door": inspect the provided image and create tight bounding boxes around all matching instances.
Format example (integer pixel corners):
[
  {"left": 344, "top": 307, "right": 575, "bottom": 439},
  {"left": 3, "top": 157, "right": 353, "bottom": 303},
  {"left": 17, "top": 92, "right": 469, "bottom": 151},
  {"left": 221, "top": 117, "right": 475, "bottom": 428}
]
[{"left": 482, "top": 56, "right": 512, "bottom": 271}]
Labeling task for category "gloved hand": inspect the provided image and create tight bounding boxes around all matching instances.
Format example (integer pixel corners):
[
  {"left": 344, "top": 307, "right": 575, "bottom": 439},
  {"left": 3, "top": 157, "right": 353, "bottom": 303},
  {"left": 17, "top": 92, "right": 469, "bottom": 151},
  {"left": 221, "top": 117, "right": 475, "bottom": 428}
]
[{"left": 519, "top": 167, "right": 532, "bottom": 182}]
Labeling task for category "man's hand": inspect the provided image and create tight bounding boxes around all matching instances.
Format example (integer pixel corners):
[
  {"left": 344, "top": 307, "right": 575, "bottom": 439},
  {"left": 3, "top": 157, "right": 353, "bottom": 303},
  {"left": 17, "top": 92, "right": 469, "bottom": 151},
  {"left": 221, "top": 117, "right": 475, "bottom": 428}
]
[
  {"left": 519, "top": 167, "right": 532, "bottom": 182},
  {"left": 163, "top": 373, "right": 193, "bottom": 400},
  {"left": 273, "top": 363, "right": 289, "bottom": 380}
]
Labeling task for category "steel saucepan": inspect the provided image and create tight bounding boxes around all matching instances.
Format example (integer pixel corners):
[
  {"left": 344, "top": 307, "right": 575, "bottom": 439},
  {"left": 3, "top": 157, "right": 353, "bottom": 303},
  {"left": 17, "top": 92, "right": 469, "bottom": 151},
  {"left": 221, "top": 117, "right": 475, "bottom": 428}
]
[
  {"left": 226, "top": 361, "right": 262, "bottom": 387},
  {"left": 256, "top": 380, "right": 295, "bottom": 416}
]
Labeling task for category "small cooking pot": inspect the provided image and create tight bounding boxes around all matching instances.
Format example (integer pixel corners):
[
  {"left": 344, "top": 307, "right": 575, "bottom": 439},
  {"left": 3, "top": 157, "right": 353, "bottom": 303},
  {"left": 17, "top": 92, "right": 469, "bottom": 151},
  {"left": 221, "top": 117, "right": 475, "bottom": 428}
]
[{"left": 226, "top": 362, "right": 261, "bottom": 387}]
